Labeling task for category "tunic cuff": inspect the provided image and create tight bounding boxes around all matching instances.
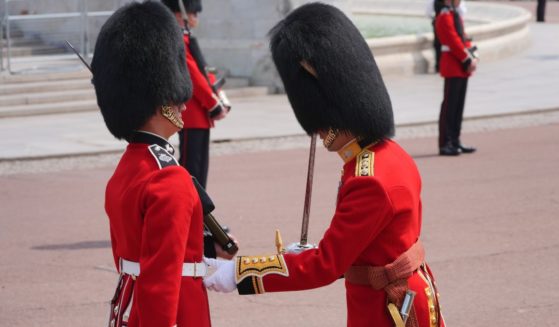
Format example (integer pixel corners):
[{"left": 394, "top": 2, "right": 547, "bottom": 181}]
[{"left": 235, "top": 254, "right": 289, "bottom": 290}]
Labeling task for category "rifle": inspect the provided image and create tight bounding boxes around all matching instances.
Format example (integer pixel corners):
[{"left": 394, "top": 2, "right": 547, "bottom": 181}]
[{"left": 191, "top": 177, "right": 239, "bottom": 255}]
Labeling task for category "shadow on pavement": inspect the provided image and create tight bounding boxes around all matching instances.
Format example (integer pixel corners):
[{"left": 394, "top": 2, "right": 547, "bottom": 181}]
[
  {"left": 411, "top": 153, "right": 441, "bottom": 160},
  {"left": 31, "top": 240, "right": 110, "bottom": 251}
]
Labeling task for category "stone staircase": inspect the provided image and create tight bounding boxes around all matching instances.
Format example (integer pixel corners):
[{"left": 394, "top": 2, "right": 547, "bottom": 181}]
[
  {"left": 1, "top": 29, "right": 68, "bottom": 59},
  {"left": 0, "top": 67, "right": 268, "bottom": 118}
]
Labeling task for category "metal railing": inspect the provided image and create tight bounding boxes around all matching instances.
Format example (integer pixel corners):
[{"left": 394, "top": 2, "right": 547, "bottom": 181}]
[
  {"left": 1, "top": 14, "right": 5, "bottom": 72},
  {"left": 1, "top": 0, "right": 117, "bottom": 74}
]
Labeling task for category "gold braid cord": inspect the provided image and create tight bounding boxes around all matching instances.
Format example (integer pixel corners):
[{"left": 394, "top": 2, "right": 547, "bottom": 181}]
[{"left": 355, "top": 149, "right": 374, "bottom": 177}]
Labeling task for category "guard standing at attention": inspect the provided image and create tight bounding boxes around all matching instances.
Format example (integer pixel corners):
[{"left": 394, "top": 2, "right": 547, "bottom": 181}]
[
  {"left": 162, "top": 0, "right": 230, "bottom": 188},
  {"left": 203, "top": 4, "right": 446, "bottom": 327},
  {"left": 91, "top": 2, "right": 211, "bottom": 326},
  {"left": 436, "top": 0, "right": 478, "bottom": 156}
]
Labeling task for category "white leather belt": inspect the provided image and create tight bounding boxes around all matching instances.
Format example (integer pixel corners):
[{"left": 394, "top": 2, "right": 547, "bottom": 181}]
[
  {"left": 441, "top": 45, "right": 450, "bottom": 52},
  {"left": 119, "top": 258, "right": 208, "bottom": 278}
]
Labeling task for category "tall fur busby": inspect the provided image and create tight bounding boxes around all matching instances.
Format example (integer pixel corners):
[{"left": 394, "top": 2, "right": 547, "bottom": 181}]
[
  {"left": 161, "top": 0, "right": 202, "bottom": 13},
  {"left": 91, "top": 1, "right": 191, "bottom": 140},
  {"left": 269, "top": 3, "right": 394, "bottom": 143}
]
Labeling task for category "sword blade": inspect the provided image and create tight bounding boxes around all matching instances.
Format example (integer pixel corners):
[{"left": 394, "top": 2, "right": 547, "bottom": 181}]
[{"left": 299, "top": 134, "right": 317, "bottom": 245}]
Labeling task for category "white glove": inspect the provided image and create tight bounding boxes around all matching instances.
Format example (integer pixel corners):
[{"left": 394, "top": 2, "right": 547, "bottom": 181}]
[
  {"left": 203, "top": 257, "right": 237, "bottom": 293},
  {"left": 285, "top": 242, "right": 317, "bottom": 254}
]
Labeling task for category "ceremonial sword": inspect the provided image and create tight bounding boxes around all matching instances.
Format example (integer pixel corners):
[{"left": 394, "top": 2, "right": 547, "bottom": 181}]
[
  {"left": 300, "top": 133, "right": 317, "bottom": 246},
  {"left": 282, "top": 134, "right": 318, "bottom": 254}
]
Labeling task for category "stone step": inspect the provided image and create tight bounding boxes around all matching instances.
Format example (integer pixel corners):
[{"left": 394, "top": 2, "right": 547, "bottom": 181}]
[
  {"left": 0, "top": 78, "right": 92, "bottom": 95},
  {"left": 223, "top": 77, "right": 250, "bottom": 89},
  {"left": 0, "top": 76, "right": 266, "bottom": 98},
  {"left": 0, "top": 89, "right": 95, "bottom": 106},
  {"left": 2, "top": 45, "right": 67, "bottom": 57},
  {"left": 0, "top": 67, "right": 91, "bottom": 84},
  {"left": 224, "top": 86, "right": 269, "bottom": 98},
  {"left": 0, "top": 99, "right": 99, "bottom": 118},
  {"left": 1, "top": 37, "right": 44, "bottom": 47},
  {"left": 0, "top": 85, "right": 268, "bottom": 118}
]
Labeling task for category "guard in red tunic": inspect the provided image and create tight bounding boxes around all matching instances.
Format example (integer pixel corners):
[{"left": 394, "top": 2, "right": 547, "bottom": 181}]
[
  {"left": 204, "top": 3, "right": 445, "bottom": 327},
  {"left": 91, "top": 2, "right": 211, "bottom": 326},
  {"left": 436, "top": 0, "right": 478, "bottom": 155},
  {"left": 162, "top": 0, "right": 230, "bottom": 188}
]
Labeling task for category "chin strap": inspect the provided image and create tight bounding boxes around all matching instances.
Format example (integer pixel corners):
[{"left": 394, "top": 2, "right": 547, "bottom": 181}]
[
  {"left": 161, "top": 105, "right": 184, "bottom": 129},
  {"left": 323, "top": 128, "right": 339, "bottom": 148},
  {"left": 178, "top": 0, "right": 190, "bottom": 30}
]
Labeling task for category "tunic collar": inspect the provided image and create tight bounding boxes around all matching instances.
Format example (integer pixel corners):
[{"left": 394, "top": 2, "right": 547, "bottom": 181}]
[
  {"left": 337, "top": 138, "right": 379, "bottom": 164},
  {"left": 337, "top": 138, "right": 363, "bottom": 163},
  {"left": 129, "top": 130, "right": 175, "bottom": 155}
]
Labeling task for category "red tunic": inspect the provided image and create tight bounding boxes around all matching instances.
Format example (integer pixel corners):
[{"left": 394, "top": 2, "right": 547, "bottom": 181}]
[
  {"left": 182, "top": 33, "right": 219, "bottom": 129},
  {"left": 436, "top": 8, "right": 473, "bottom": 78},
  {"left": 239, "top": 140, "right": 444, "bottom": 327},
  {"left": 105, "top": 142, "right": 211, "bottom": 326}
]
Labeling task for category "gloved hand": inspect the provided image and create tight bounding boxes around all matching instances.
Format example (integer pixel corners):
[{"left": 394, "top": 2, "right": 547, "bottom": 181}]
[
  {"left": 209, "top": 104, "right": 228, "bottom": 121},
  {"left": 284, "top": 242, "right": 317, "bottom": 254},
  {"left": 203, "top": 257, "right": 237, "bottom": 293}
]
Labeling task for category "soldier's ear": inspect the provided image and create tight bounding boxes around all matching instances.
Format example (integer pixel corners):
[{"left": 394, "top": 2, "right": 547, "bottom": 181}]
[{"left": 300, "top": 60, "right": 318, "bottom": 78}]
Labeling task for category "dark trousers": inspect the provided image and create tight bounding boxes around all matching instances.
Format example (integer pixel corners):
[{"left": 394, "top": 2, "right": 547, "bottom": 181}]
[
  {"left": 439, "top": 77, "right": 469, "bottom": 148},
  {"left": 179, "top": 128, "right": 210, "bottom": 188},
  {"left": 537, "top": 0, "right": 546, "bottom": 22}
]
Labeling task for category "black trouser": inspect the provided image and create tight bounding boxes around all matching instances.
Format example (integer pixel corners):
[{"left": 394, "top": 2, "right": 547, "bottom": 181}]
[
  {"left": 179, "top": 128, "right": 210, "bottom": 188},
  {"left": 537, "top": 0, "right": 546, "bottom": 22},
  {"left": 439, "top": 77, "right": 468, "bottom": 148}
]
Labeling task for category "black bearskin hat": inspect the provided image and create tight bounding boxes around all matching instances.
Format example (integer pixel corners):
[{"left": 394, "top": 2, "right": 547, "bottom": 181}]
[
  {"left": 269, "top": 3, "right": 394, "bottom": 143},
  {"left": 91, "top": 1, "right": 191, "bottom": 140},
  {"left": 162, "top": 0, "right": 202, "bottom": 13}
]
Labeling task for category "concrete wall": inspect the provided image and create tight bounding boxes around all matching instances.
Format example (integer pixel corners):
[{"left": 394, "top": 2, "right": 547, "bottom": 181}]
[
  {"left": 4, "top": 0, "right": 349, "bottom": 84},
  {"left": 3, "top": 0, "right": 122, "bottom": 54},
  {"left": 194, "top": 0, "right": 351, "bottom": 88},
  {"left": 3, "top": 0, "right": 531, "bottom": 86},
  {"left": 2, "top": 0, "right": 121, "bottom": 15}
]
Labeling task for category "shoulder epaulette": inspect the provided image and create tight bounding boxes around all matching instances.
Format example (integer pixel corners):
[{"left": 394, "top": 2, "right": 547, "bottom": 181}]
[
  {"left": 355, "top": 149, "right": 374, "bottom": 177},
  {"left": 148, "top": 144, "right": 179, "bottom": 169}
]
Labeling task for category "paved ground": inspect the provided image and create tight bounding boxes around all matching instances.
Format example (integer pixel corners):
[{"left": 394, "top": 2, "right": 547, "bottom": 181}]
[
  {"left": 0, "top": 118, "right": 558, "bottom": 326},
  {"left": 496, "top": 0, "right": 559, "bottom": 23}
]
